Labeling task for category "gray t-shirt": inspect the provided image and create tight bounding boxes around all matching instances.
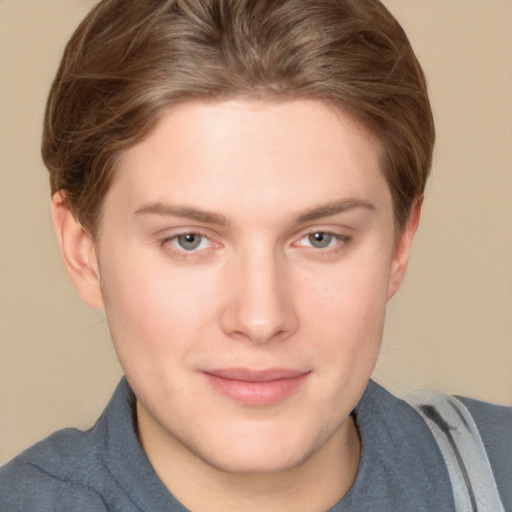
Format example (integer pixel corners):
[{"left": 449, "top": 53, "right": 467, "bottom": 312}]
[{"left": 0, "top": 378, "right": 510, "bottom": 511}]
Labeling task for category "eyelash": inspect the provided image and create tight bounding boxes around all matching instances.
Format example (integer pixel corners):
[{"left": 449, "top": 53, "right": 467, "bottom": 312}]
[
  {"left": 160, "top": 231, "right": 215, "bottom": 260},
  {"left": 294, "top": 231, "right": 351, "bottom": 253},
  {"left": 159, "top": 230, "right": 351, "bottom": 260}
]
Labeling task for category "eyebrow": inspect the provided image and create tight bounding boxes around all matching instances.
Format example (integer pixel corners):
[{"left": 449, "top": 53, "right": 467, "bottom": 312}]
[
  {"left": 295, "top": 198, "right": 376, "bottom": 223},
  {"left": 134, "top": 197, "right": 375, "bottom": 227},
  {"left": 134, "top": 203, "right": 230, "bottom": 226}
]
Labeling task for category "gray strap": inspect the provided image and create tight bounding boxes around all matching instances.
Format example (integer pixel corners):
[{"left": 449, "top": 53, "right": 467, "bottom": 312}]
[{"left": 406, "top": 390, "right": 506, "bottom": 512}]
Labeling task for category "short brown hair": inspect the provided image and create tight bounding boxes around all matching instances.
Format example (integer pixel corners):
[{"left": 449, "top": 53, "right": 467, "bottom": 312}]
[{"left": 42, "top": 0, "right": 435, "bottom": 236}]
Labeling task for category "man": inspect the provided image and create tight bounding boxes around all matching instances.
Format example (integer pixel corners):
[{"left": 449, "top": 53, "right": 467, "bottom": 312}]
[{"left": 0, "top": 1, "right": 510, "bottom": 510}]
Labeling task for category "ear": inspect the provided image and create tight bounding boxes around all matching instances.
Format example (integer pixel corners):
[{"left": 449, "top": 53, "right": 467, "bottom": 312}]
[
  {"left": 387, "top": 197, "right": 422, "bottom": 300},
  {"left": 51, "top": 191, "right": 104, "bottom": 310}
]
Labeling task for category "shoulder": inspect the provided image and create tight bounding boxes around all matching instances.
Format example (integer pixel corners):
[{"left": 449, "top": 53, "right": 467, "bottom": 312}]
[
  {"left": 0, "top": 427, "right": 108, "bottom": 511},
  {"left": 458, "top": 395, "right": 512, "bottom": 507},
  {"left": 344, "top": 381, "right": 456, "bottom": 510},
  {"left": 404, "top": 388, "right": 512, "bottom": 510},
  {"left": 0, "top": 379, "right": 159, "bottom": 511},
  {"left": 458, "top": 394, "right": 512, "bottom": 441}
]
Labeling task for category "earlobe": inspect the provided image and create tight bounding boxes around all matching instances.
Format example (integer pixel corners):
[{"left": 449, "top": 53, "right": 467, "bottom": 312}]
[
  {"left": 51, "top": 191, "right": 104, "bottom": 310},
  {"left": 387, "top": 198, "right": 422, "bottom": 300}
]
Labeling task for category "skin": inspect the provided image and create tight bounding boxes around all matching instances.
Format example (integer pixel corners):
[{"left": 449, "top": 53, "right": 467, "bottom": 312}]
[{"left": 52, "top": 99, "right": 420, "bottom": 512}]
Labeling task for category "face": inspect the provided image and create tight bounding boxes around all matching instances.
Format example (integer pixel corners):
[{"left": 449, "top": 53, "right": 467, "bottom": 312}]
[{"left": 68, "top": 99, "right": 415, "bottom": 475}]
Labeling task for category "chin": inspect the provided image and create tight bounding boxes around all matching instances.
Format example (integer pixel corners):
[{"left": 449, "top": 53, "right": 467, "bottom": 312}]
[
  {"left": 199, "top": 445, "right": 310, "bottom": 475},
  {"left": 187, "top": 420, "right": 328, "bottom": 475}
]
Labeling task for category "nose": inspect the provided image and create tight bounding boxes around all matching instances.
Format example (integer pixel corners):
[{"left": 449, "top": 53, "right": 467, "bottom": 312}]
[{"left": 220, "top": 248, "right": 298, "bottom": 345}]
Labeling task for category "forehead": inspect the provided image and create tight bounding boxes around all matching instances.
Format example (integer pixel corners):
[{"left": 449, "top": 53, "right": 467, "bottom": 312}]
[{"left": 108, "top": 99, "right": 390, "bottom": 223}]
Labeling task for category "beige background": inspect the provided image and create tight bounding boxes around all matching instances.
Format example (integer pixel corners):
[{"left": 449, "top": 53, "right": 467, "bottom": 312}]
[{"left": 1, "top": 0, "right": 511, "bottom": 465}]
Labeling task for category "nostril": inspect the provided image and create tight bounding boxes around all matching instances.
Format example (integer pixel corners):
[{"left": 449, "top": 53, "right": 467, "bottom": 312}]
[
  {"left": 219, "top": 255, "right": 299, "bottom": 344},
  {"left": 220, "top": 299, "right": 298, "bottom": 345}
]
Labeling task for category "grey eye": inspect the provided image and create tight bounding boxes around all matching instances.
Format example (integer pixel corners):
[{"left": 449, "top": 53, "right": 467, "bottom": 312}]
[
  {"left": 176, "top": 233, "right": 203, "bottom": 250},
  {"left": 308, "top": 232, "right": 333, "bottom": 248}
]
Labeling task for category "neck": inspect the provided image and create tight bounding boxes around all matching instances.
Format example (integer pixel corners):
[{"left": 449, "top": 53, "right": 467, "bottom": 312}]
[{"left": 137, "top": 403, "right": 361, "bottom": 512}]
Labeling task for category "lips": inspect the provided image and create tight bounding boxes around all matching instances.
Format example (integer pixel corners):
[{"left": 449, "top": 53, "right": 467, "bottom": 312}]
[{"left": 202, "top": 368, "right": 310, "bottom": 406}]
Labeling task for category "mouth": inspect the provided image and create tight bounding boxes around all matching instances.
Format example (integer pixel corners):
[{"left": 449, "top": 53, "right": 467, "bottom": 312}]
[{"left": 202, "top": 368, "right": 311, "bottom": 407}]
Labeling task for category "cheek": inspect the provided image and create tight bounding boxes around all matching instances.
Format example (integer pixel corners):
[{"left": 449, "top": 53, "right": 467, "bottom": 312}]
[
  {"left": 99, "top": 249, "right": 221, "bottom": 360},
  {"left": 299, "top": 254, "right": 390, "bottom": 363}
]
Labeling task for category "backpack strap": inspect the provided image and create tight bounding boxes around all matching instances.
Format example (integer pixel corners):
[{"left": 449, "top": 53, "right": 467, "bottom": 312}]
[{"left": 405, "top": 390, "right": 506, "bottom": 512}]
